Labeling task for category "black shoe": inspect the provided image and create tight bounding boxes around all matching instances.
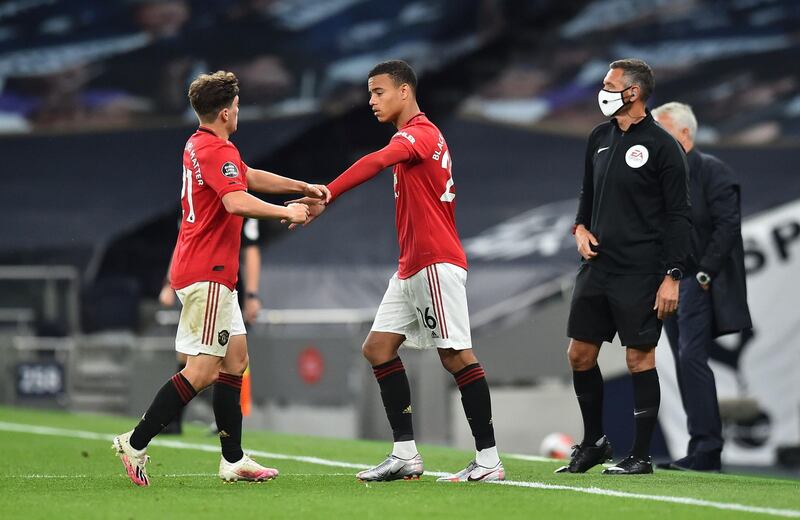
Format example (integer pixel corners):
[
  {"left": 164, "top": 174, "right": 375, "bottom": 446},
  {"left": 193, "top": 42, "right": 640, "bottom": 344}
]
[
  {"left": 555, "top": 436, "right": 613, "bottom": 473},
  {"left": 690, "top": 451, "right": 721, "bottom": 472},
  {"left": 602, "top": 454, "right": 653, "bottom": 475},
  {"left": 656, "top": 454, "right": 694, "bottom": 471}
]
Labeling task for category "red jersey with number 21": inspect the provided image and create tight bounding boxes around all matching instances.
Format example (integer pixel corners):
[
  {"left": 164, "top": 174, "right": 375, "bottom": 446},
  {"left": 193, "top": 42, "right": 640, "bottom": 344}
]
[
  {"left": 391, "top": 113, "right": 467, "bottom": 278},
  {"left": 170, "top": 127, "right": 248, "bottom": 291}
]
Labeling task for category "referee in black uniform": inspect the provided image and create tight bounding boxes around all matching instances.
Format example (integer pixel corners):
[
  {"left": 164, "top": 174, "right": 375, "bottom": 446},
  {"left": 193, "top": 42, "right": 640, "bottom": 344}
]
[
  {"left": 556, "top": 59, "right": 692, "bottom": 475},
  {"left": 652, "top": 102, "right": 752, "bottom": 472}
]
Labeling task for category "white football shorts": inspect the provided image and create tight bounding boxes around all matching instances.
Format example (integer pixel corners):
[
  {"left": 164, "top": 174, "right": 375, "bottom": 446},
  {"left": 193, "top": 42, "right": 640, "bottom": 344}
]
[
  {"left": 175, "top": 281, "right": 246, "bottom": 357},
  {"left": 371, "top": 263, "right": 472, "bottom": 350}
]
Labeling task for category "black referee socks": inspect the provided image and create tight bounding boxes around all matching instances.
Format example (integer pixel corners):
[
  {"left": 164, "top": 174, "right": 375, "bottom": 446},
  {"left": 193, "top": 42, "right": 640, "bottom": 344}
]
[
  {"left": 631, "top": 368, "right": 660, "bottom": 459},
  {"left": 454, "top": 363, "right": 496, "bottom": 450},
  {"left": 130, "top": 372, "right": 197, "bottom": 451},
  {"left": 573, "top": 364, "right": 605, "bottom": 446},
  {"left": 372, "top": 357, "right": 414, "bottom": 442},
  {"left": 214, "top": 372, "right": 244, "bottom": 463}
]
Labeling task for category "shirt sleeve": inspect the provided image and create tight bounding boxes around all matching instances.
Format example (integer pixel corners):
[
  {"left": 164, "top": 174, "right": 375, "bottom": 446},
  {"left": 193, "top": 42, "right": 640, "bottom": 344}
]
[
  {"left": 575, "top": 130, "right": 597, "bottom": 228},
  {"left": 327, "top": 140, "right": 412, "bottom": 201},
  {"left": 389, "top": 125, "right": 432, "bottom": 162},
  {"left": 698, "top": 158, "right": 741, "bottom": 276},
  {"left": 659, "top": 139, "right": 693, "bottom": 273},
  {"left": 201, "top": 143, "right": 248, "bottom": 199}
]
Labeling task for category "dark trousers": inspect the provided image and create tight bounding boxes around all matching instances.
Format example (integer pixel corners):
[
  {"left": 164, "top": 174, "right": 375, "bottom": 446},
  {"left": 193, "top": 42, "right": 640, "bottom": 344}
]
[{"left": 663, "top": 277, "right": 723, "bottom": 456}]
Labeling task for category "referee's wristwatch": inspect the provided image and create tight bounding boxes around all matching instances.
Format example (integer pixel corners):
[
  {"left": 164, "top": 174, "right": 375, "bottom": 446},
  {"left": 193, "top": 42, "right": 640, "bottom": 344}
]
[
  {"left": 696, "top": 271, "right": 712, "bottom": 285},
  {"left": 666, "top": 268, "right": 683, "bottom": 281},
  {"left": 245, "top": 291, "right": 260, "bottom": 300}
]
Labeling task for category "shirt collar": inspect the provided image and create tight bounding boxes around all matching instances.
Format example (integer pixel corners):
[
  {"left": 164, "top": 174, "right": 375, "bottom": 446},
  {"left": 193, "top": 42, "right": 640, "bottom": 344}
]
[
  {"left": 611, "top": 108, "right": 653, "bottom": 134},
  {"left": 401, "top": 112, "right": 425, "bottom": 128}
]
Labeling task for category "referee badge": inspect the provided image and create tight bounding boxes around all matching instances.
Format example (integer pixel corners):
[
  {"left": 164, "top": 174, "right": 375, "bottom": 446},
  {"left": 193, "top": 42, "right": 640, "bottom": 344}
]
[{"left": 625, "top": 145, "right": 649, "bottom": 168}]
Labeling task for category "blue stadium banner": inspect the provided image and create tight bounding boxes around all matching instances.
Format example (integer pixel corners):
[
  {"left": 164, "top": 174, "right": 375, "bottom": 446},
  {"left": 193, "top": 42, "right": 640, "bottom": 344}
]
[{"left": 16, "top": 362, "right": 65, "bottom": 398}]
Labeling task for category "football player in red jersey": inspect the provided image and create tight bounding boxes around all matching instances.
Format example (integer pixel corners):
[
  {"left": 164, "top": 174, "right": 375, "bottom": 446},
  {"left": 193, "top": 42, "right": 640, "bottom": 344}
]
[
  {"left": 113, "top": 71, "right": 329, "bottom": 486},
  {"left": 290, "top": 60, "right": 504, "bottom": 482}
]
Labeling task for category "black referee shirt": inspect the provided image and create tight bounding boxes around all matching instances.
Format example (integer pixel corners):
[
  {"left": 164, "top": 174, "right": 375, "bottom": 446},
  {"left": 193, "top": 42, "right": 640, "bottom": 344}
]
[{"left": 574, "top": 111, "right": 692, "bottom": 274}]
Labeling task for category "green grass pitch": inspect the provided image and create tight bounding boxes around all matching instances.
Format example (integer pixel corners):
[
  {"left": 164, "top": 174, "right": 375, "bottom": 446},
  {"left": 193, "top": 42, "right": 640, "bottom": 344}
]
[{"left": 0, "top": 406, "right": 798, "bottom": 520}]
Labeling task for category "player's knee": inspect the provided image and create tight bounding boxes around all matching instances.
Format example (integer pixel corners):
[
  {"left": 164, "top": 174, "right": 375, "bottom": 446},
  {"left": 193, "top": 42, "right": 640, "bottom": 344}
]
[
  {"left": 361, "top": 340, "right": 380, "bottom": 363},
  {"left": 567, "top": 341, "right": 597, "bottom": 371},
  {"left": 625, "top": 348, "right": 655, "bottom": 373},
  {"left": 438, "top": 348, "right": 477, "bottom": 374},
  {"left": 224, "top": 356, "right": 248, "bottom": 376}
]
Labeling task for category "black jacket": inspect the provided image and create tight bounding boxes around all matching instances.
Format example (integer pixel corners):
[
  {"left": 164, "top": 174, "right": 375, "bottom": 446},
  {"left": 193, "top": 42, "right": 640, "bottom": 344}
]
[
  {"left": 575, "top": 111, "right": 692, "bottom": 274},
  {"left": 686, "top": 149, "right": 752, "bottom": 336}
]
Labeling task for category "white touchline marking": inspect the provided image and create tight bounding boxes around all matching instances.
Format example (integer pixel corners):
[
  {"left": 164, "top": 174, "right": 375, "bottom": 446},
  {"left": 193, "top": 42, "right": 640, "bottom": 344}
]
[
  {"left": 1, "top": 421, "right": 798, "bottom": 518},
  {"left": 3, "top": 473, "right": 355, "bottom": 479}
]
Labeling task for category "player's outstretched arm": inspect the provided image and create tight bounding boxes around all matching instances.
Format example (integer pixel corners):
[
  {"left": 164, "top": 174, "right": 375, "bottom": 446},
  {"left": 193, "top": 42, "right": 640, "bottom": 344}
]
[
  {"left": 246, "top": 168, "right": 331, "bottom": 203},
  {"left": 222, "top": 190, "right": 309, "bottom": 223},
  {"left": 282, "top": 142, "right": 411, "bottom": 230},
  {"left": 325, "top": 141, "right": 411, "bottom": 202}
]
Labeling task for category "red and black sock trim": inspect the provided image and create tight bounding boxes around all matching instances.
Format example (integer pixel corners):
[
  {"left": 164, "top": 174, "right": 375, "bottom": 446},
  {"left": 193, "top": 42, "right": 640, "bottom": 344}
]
[
  {"left": 455, "top": 363, "right": 486, "bottom": 389},
  {"left": 372, "top": 357, "right": 405, "bottom": 381},
  {"left": 130, "top": 372, "right": 197, "bottom": 450},
  {"left": 213, "top": 372, "right": 244, "bottom": 463},
  {"left": 170, "top": 373, "right": 197, "bottom": 404},
  {"left": 372, "top": 357, "right": 413, "bottom": 442},
  {"left": 217, "top": 372, "right": 243, "bottom": 390},
  {"left": 453, "top": 363, "right": 496, "bottom": 450}
]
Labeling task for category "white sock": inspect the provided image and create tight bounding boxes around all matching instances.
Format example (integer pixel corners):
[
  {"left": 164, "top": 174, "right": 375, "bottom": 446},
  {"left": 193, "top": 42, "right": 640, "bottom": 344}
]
[
  {"left": 392, "top": 440, "right": 418, "bottom": 460},
  {"left": 476, "top": 446, "right": 500, "bottom": 467}
]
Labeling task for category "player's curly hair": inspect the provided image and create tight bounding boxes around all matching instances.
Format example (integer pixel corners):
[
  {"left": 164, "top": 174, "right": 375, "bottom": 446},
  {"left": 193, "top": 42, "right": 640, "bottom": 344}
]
[
  {"left": 368, "top": 60, "right": 417, "bottom": 93},
  {"left": 188, "top": 71, "right": 240, "bottom": 121}
]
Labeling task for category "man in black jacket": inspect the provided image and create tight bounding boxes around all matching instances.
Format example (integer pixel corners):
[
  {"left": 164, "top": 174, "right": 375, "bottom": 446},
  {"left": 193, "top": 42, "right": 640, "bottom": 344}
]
[
  {"left": 652, "top": 102, "right": 752, "bottom": 472},
  {"left": 557, "top": 59, "right": 692, "bottom": 475}
]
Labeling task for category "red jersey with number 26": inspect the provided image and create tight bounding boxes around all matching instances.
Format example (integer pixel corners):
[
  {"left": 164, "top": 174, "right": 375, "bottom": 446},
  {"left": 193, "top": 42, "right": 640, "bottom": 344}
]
[
  {"left": 391, "top": 113, "right": 467, "bottom": 278},
  {"left": 170, "top": 127, "right": 248, "bottom": 291}
]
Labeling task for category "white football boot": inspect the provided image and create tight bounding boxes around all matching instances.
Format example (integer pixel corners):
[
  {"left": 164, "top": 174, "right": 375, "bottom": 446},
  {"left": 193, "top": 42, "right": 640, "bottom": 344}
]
[
  {"left": 356, "top": 454, "right": 424, "bottom": 482},
  {"left": 219, "top": 454, "right": 279, "bottom": 482},
  {"left": 112, "top": 430, "right": 150, "bottom": 487},
  {"left": 437, "top": 460, "right": 505, "bottom": 482}
]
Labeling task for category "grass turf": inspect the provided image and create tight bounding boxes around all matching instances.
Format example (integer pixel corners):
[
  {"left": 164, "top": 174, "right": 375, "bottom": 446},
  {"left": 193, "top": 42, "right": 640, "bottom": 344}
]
[{"left": 0, "top": 406, "right": 798, "bottom": 520}]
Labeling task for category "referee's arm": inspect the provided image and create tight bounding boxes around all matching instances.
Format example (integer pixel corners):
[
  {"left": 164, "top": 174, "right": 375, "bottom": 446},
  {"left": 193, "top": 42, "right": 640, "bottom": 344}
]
[
  {"left": 660, "top": 141, "right": 693, "bottom": 273},
  {"left": 573, "top": 133, "right": 599, "bottom": 260},
  {"left": 575, "top": 133, "right": 596, "bottom": 229}
]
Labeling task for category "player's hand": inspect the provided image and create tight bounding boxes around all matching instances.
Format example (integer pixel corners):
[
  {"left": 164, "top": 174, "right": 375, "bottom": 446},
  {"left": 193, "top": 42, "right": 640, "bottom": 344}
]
[
  {"left": 575, "top": 225, "right": 599, "bottom": 260},
  {"left": 243, "top": 296, "right": 261, "bottom": 324},
  {"left": 282, "top": 202, "right": 310, "bottom": 226},
  {"left": 303, "top": 183, "right": 332, "bottom": 204},
  {"left": 159, "top": 284, "right": 176, "bottom": 307},
  {"left": 283, "top": 197, "right": 327, "bottom": 230},
  {"left": 654, "top": 277, "right": 679, "bottom": 320}
]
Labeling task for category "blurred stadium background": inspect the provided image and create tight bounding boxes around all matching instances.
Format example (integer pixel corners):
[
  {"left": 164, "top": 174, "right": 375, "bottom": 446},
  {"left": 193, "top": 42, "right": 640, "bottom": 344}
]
[{"left": 1, "top": 0, "right": 799, "bottom": 477}]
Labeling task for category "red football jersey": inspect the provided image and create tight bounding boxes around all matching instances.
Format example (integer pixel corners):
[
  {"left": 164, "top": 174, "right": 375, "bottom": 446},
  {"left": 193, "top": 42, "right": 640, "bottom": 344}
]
[
  {"left": 390, "top": 113, "right": 467, "bottom": 278},
  {"left": 170, "top": 127, "right": 248, "bottom": 291}
]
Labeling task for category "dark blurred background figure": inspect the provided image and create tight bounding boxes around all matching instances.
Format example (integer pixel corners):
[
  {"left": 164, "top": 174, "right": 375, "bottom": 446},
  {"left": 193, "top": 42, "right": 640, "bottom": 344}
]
[{"left": 653, "top": 102, "right": 752, "bottom": 472}]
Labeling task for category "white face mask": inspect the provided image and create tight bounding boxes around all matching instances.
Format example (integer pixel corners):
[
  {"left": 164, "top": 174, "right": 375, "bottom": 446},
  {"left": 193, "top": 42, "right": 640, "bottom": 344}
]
[{"left": 598, "top": 86, "right": 632, "bottom": 117}]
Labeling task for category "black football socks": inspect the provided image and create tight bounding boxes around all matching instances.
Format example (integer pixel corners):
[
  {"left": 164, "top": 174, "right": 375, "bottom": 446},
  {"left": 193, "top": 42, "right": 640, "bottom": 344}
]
[
  {"left": 573, "top": 364, "right": 604, "bottom": 446},
  {"left": 453, "top": 363, "right": 496, "bottom": 451},
  {"left": 214, "top": 372, "right": 245, "bottom": 463},
  {"left": 631, "top": 368, "right": 660, "bottom": 459},
  {"left": 130, "top": 372, "right": 197, "bottom": 450},
  {"left": 372, "top": 357, "right": 414, "bottom": 443}
]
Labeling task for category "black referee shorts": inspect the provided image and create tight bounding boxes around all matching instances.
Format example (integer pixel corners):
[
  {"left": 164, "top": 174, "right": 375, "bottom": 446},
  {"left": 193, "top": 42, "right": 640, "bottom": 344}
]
[{"left": 567, "top": 264, "right": 663, "bottom": 349}]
